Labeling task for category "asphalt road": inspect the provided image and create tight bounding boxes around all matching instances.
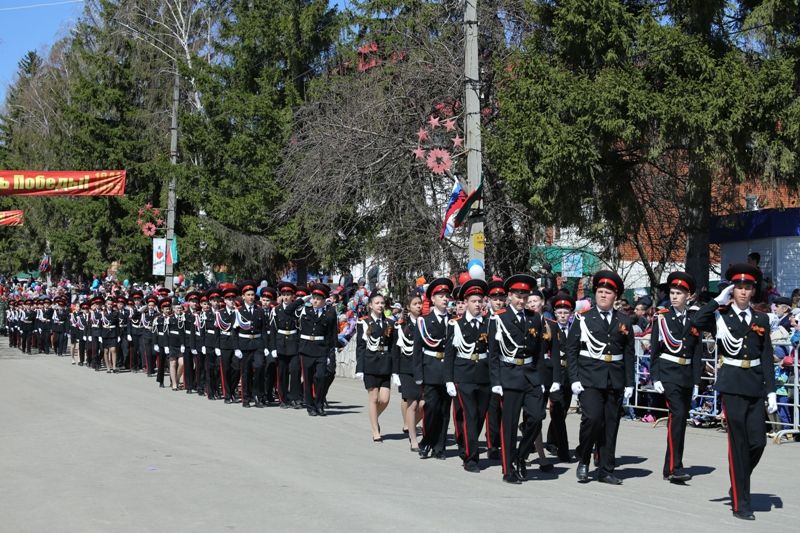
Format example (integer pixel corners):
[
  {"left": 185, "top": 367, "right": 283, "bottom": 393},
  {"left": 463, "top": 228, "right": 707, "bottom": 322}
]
[{"left": 0, "top": 344, "right": 796, "bottom": 533}]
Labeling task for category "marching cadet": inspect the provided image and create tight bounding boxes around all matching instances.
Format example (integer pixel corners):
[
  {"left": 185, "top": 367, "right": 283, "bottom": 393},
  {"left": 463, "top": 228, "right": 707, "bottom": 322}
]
[
  {"left": 217, "top": 284, "right": 240, "bottom": 403},
  {"left": 298, "top": 283, "right": 337, "bottom": 416},
  {"left": 567, "top": 270, "right": 635, "bottom": 485},
  {"left": 545, "top": 293, "right": 577, "bottom": 463},
  {"left": 23, "top": 299, "right": 37, "bottom": 354},
  {"left": 7, "top": 301, "right": 17, "bottom": 348},
  {"left": 129, "top": 290, "right": 145, "bottom": 373},
  {"left": 172, "top": 300, "right": 188, "bottom": 390},
  {"left": 101, "top": 297, "right": 119, "bottom": 373},
  {"left": 76, "top": 301, "right": 90, "bottom": 365},
  {"left": 271, "top": 282, "right": 305, "bottom": 409},
  {"left": 413, "top": 277, "right": 454, "bottom": 460},
  {"left": 392, "top": 294, "right": 424, "bottom": 451},
  {"left": 39, "top": 298, "right": 53, "bottom": 354},
  {"left": 69, "top": 302, "right": 85, "bottom": 365},
  {"left": 356, "top": 291, "right": 395, "bottom": 441},
  {"left": 191, "top": 292, "right": 207, "bottom": 396},
  {"left": 259, "top": 287, "right": 279, "bottom": 404},
  {"left": 116, "top": 296, "right": 131, "bottom": 370},
  {"left": 52, "top": 297, "right": 69, "bottom": 357},
  {"left": 485, "top": 279, "right": 506, "bottom": 460},
  {"left": 200, "top": 289, "right": 220, "bottom": 399},
  {"left": 444, "top": 279, "right": 491, "bottom": 473},
  {"left": 183, "top": 291, "right": 201, "bottom": 394},
  {"left": 650, "top": 272, "right": 704, "bottom": 484},
  {"left": 487, "top": 274, "right": 546, "bottom": 484},
  {"left": 142, "top": 295, "right": 159, "bottom": 376},
  {"left": 89, "top": 296, "right": 104, "bottom": 370},
  {"left": 153, "top": 298, "right": 173, "bottom": 388},
  {"left": 692, "top": 264, "right": 777, "bottom": 521},
  {"left": 234, "top": 281, "right": 268, "bottom": 408}
]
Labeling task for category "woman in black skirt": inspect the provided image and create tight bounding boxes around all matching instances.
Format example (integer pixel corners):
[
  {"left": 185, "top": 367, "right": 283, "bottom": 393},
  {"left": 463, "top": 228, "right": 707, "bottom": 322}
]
[
  {"left": 355, "top": 292, "right": 394, "bottom": 442},
  {"left": 392, "top": 294, "right": 424, "bottom": 451}
]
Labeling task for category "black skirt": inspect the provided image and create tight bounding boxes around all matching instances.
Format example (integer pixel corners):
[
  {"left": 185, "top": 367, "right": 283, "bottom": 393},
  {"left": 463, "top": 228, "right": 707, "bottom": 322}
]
[
  {"left": 398, "top": 372, "right": 422, "bottom": 401},
  {"left": 364, "top": 373, "right": 391, "bottom": 390}
]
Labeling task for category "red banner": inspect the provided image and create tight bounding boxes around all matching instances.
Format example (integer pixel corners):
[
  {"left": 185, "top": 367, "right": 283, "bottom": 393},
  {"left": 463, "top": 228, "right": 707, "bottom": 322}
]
[
  {"left": 0, "top": 170, "right": 126, "bottom": 196},
  {"left": 0, "top": 210, "right": 23, "bottom": 226}
]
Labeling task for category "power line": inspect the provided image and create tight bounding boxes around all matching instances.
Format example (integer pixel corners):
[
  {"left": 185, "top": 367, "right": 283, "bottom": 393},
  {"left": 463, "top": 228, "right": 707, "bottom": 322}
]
[{"left": 0, "top": 0, "right": 83, "bottom": 13}]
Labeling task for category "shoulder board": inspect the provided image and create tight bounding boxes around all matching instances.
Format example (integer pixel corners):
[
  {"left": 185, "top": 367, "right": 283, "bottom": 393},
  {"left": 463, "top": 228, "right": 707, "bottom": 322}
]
[
  {"left": 657, "top": 308, "right": 669, "bottom": 315},
  {"left": 494, "top": 308, "right": 506, "bottom": 315}
]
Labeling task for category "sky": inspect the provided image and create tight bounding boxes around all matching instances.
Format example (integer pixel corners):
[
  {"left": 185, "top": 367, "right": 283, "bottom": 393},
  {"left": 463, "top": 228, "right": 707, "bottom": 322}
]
[{"left": 0, "top": 0, "right": 351, "bottom": 104}]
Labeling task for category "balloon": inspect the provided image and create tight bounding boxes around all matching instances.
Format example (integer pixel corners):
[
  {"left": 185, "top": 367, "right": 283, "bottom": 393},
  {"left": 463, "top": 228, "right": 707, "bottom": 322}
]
[
  {"left": 466, "top": 258, "right": 484, "bottom": 270},
  {"left": 468, "top": 264, "right": 485, "bottom": 280},
  {"left": 458, "top": 272, "right": 471, "bottom": 285},
  {"left": 123, "top": 279, "right": 130, "bottom": 287}
]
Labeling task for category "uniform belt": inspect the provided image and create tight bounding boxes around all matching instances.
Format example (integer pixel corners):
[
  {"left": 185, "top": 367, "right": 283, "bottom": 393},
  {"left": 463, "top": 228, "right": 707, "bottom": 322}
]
[
  {"left": 219, "top": 331, "right": 231, "bottom": 336},
  {"left": 194, "top": 332, "right": 201, "bottom": 336},
  {"left": 721, "top": 357, "right": 760, "bottom": 369},
  {"left": 423, "top": 349, "right": 445, "bottom": 360},
  {"left": 207, "top": 329, "right": 216, "bottom": 334},
  {"left": 579, "top": 350, "right": 623, "bottom": 362},
  {"left": 169, "top": 330, "right": 180, "bottom": 334},
  {"left": 300, "top": 334, "right": 325, "bottom": 341},
  {"left": 278, "top": 329, "right": 297, "bottom": 335},
  {"left": 239, "top": 333, "right": 261, "bottom": 339},
  {"left": 103, "top": 325, "right": 116, "bottom": 329},
  {"left": 456, "top": 351, "right": 487, "bottom": 362},
  {"left": 370, "top": 346, "right": 389, "bottom": 352},
  {"left": 660, "top": 354, "right": 692, "bottom": 366},
  {"left": 501, "top": 355, "right": 533, "bottom": 365}
]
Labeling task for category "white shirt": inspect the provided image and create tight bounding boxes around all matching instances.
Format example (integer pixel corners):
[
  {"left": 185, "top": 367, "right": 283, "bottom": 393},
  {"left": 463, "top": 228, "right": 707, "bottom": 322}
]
[
  {"left": 730, "top": 303, "right": 752, "bottom": 325},
  {"left": 465, "top": 311, "right": 483, "bottom": 324}
]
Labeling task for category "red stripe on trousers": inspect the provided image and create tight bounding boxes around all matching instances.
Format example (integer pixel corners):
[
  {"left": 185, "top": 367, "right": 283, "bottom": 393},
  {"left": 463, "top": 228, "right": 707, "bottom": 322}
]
[
  {"left": 499, "top": 398, "right": 507, "bottom": 474},
  {"left": 457, "top": 386, "right": 469, "bottom": 458},
  {"left": 666, "top": 399, "right": 674, "bottom": 474},
  {"left": 722, "top": 398, "right": 739, "bottom": 512}
]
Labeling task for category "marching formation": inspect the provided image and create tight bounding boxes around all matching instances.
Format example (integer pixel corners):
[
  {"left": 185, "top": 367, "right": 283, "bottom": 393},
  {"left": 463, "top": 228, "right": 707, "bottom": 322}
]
[{"left": 3, "top": 264, "right": 778, "bottom": 520}]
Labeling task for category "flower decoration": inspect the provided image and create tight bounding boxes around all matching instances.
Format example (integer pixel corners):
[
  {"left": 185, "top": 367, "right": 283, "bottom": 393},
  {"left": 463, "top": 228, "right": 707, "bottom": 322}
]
[
  {"left": 426, "top": 148, "right": 452, "bottom": 175},
  {"left": 618, "top": 323, "right": 629, "bottom": 336},
  {"left": 142, "top": 222, "right": 157, "bottom": 237},
  {"left": 751, "top": 323, "right": 765, "bottom": 336},
  {"left": 135, "top": 203, "right": 165, "bottom": 237}
]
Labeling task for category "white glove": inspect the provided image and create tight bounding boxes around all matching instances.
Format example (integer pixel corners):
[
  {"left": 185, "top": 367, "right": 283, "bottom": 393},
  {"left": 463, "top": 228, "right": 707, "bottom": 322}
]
[
  {"left": 415, "top": 380, "right": 423, "bottom": 385},
  {"left": 446, "top": 382, "right": 457, "bottom": 397},
  {"left": 714, "top": 284, "right": 735, "bottom": 306},
  {"left": 355, "top": 372, "right": 364, "bottom": 379},
  {"left": 164, "top": 347, "right": 170, "bottom": 355},
  {"left": 767, "top": 392, "right": 778, "bottom": 414},
  {"left": 653, "top": 381, "right": 665, "bottom": 394},
  {"left": 201, "top": 346, "right": 206, "bottom": 355},
  {"left": 180, "top": 346, "right": 185, "bottom": 354},
  {"left": 264, "top": 348, "right": 269, "bottom": 356},
  {"left": 127, "top": 334, "right": 132, "bottom": 341},
  {"left": 624, "top": 386, "right": 634, "bottom": 400},
  {"left": 491, "top": 385, "right": 503, "bottom": 396},
  {"left": 391, "top": 374, "right": 401, "bottom": 387},
  {"left": 191, "top": 349, "right": 197, "bottom": 354},
  {"left": 692, "top": 385, "right": 699, "bottom": 399},
  {"left": 234, "top": 349, "right": 243, "bottom": 359},
  {"left": 214, "top": 348, "right": 221, "bottom": 356},
  {"left": 271, "top": 350, "right": 277, "bottom": 358},
  {"left": 82, "top": 336, "right": 86, "bottom": 341},
  {"left": 154, "top": 344, "right": 160, "bottom": 352},
  {"left": 549, "top": 382, "right": 561, "bottom": 393},
  {"left": 571, "top": 381, "right": 584, "bottom": 395}
]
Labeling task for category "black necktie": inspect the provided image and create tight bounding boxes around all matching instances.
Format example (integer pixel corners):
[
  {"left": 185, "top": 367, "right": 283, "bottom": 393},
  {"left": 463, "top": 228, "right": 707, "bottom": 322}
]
[
  {"left": 376, "top": 318, "right": 382, "bottom": 330},
  {"left": 600, "top": 311, "right": 609, "bottom": 323},
  {"left": 518, "top": 311, "right": 526, "bottom": 326},
  {"left": 739, "top": 311, "right": 748, "bottom": 325},
  {"left": 677, "top": 314, "right": 685, "bottom": 326},
  {"left": 471, "top": 318, "right": 478, "bottom": 331}
]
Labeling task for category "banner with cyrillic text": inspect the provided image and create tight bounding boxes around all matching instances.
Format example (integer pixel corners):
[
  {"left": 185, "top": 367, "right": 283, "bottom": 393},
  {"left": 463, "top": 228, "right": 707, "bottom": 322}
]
[
  {"left": 0, "top": 170, "right": 126, "bottom": 196},
  {"left": 0, "top": 210, "right": 23, "bottom": 226}
]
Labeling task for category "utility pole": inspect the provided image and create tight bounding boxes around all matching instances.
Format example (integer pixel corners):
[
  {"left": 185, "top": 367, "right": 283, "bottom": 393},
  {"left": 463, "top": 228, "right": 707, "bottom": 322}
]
[
  {"left": 165, "top": 68, "right": 179, "bottom": 291},
  {"left": 464, "top": 0, "right": 484, "bottom": 263}
]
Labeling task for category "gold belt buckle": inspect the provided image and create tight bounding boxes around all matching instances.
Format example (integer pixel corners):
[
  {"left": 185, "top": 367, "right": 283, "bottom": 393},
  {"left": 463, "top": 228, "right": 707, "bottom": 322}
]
[
  {"left": 514, "top": 358, "right": 524, "bottom": 365},
  {"left": 436, "top": 352, "right": 444, "bottom": 360},
  {"left": 602, "top": 354, "right": 612, "bottom": 363},
  {"left": 678, "top": 357, "right": 687, "bottom": 365},
  {"left": 471, "top": 353, "right": 479, "bottom": 362},
  {"left": 741, "top": 359, "right": 751, "bottom": 369}
]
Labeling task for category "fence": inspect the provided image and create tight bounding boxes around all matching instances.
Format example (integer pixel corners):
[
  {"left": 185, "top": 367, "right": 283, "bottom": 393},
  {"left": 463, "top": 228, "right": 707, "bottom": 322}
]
[{"left": 630, "top": 335, "right": 799, "bottom": 444}]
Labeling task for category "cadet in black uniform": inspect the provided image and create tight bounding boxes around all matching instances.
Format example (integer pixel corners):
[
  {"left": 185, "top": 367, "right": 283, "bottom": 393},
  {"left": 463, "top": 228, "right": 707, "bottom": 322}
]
[
  {"left": 202, "top": 289, "right": 221, "bottom": 400},
  {"left": 392, "top": 294, "right": 424, "bottom": 451},
  {"left": 485, "top": 280, "right": 506, "bottom": 460},
  {"left": 298, "top": 283, "right": 337, "bottom": 416},
  {"left": 234, "top": 281, "right": 268, "bottom": 408},
  {"left": 70, "top": 302, "right": 87, "bottom": 365},
  {"left": 567, "top": 270, "right": 635, "bottom": 485},
  {"left": 488, "top": 274, "right": 546, "bottom": 484},
  {"left": 183, "top": 291, "right": 201, "bottom": 394},
  {"left": 51, "top": 297, "right": 69, "bottom": 357},
  {"left": 259, "top": 287, "right": 278, "bottom": 404},
  {"left": 692, "top": 264, "right": 777, "bottom": 521},
  {"left": 545, "top": 294, "right": 576, "bottom": 463},
  {"left": 116, "top": 296, "right": 131, "bottom": 370},
  {"left": 271, "top": 282, "right": 305, "bottom": 409},
  {"left": 21, "top": 299, "right": 35, "bottom": 354},
  {"left": 356, "top": 291, "right": 394, "bottom": 441},
  {"left": 191, "top": 292, "right": 207, "bottom": 396},
  {"left": 444, "top": 279, "right": 491, "bottom": 473},
  {"left": 217, "top": 284, "right": 240, "bottom": 403},
  {"left": 142, "top": 295, "right": 159, "bottom": 375},
  {"left": 413, "top": 278, "right": 454, "bottom": 460},
  {"left": 153, "top": 298, "right": 174, "bottom": 388},
  {"left": 89, "top": 296, "right": 104, "bottom": 370},
  {"left": 650, "top": 272, "right": 704, "bottom": 484},
  {"left": 101, "top": 297, "right": 119, "bottom": 373}
]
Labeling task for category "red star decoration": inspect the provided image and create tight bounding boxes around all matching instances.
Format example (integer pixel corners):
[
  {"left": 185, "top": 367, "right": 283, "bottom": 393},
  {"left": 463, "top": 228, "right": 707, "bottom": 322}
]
[
  {"left": 417, "top": 128, "right": 429, "bottom": 142},
  {"left": 428, "top": 115, "right": 440, "bottom": 129},
  {"left": 452, "top": 135, "right": 464, "bottom": 148},
  {"left": 444, "top": 118, "right": 456, "bottom": 131},
  {"left": 413, "top": 146, "right": 426, "bottom": 160}
]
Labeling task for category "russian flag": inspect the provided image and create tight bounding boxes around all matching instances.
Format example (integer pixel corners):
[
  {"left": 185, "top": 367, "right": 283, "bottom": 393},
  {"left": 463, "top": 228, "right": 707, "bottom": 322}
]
[{"left": 439, "top": 178, "right": 467, "bottom": 239}]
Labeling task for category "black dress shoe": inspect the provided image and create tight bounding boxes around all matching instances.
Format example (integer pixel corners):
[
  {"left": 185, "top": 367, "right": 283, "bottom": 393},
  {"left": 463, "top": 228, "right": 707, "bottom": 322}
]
[
  {"left": 540, "top": 462, "right": 554, "bottom": 473},
  {"left": 292, "top": 401, "right": 303, "bottom": 410},
  {"left": 487, "top": 448, "right": 501, "bottom": 460},
  {"left": 224, "top": 398, "right": 232, "bottom": 404},
  {"left": 279, "top": 402, "right": 289, "bottom": 409},
  {"left": 545, "top": 444, "right": 559, "bottom": 456},
  {"left": 159, "top": 383, "right": 165, "bottom": 388},
  {"left": 732, "top": 511, "right": 755, "bottom": 521},
  {"left": 515, "top": 460, "right": 527, "bottom": 481},
  {"left": 317, "top": 407, "right": 327, "bottom": 417},
  {"left": 308, "top": 409, "right": 318, "bottom": 417},
  {"left": 242, "top": 401, "right": 251, "bottom": 408},
  {"left": 668, "top": 470, "right": 692, "bottom": 483},
  {"left": 503, "top": 473, "right": 522, "bottom": 485},
  {"left": 598, "top": 474, "right": 623, "bottom": 485},
  {"left": 434, "top": 451, "right": 447, "bottom": 460},
  {"left": 418, "top": 446, "right": 431, "bottom": 459},
  {"left": 576, "top": 463, "right": 589, "bottom": 483},
  {"left": 254, "top": 398, "right": 265, "bottom": 408},
  {"left": 186, "top": 389, "right": 193, "bottom": 394},
  {"left": 463, "top": 463, "right": 480, "bottom": 473}
]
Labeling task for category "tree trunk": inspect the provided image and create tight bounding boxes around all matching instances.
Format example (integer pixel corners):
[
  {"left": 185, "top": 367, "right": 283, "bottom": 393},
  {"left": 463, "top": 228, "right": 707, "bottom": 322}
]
[{"left": 684, "top": 165, "right": 712, "bottom": 291}]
